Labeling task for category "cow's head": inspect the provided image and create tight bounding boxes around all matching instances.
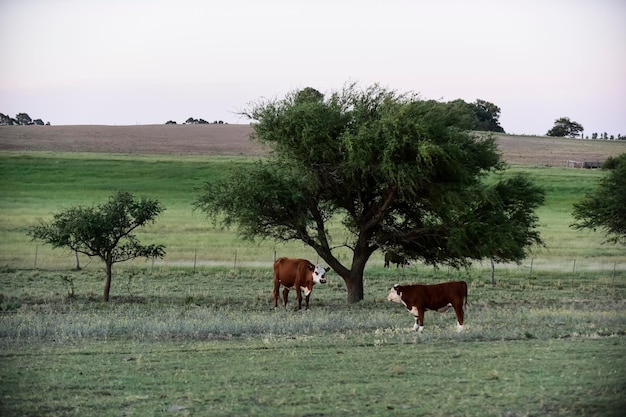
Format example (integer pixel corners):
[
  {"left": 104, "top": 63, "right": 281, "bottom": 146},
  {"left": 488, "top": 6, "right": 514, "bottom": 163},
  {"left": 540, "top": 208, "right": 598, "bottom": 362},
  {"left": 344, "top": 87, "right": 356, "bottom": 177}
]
[
  {"left": 310, "top": 264, "right": 328, "bottom": 284},
  {"left": 387, "top": 284, "right": 403, "bottom": 303}
]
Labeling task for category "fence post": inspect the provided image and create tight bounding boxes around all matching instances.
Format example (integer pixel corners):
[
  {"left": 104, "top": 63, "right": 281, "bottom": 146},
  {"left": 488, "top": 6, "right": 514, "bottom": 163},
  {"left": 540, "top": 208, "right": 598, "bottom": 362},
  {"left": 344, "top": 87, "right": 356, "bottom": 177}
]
[
  {"left": 529, "top": 258, "right": 534, "bottom": 280},
  {"left": 193, "top": 249, "right": 197, "bottom": 274},
  {"left": 234, "top": 250, "right": 237, "bottom": 269},
  {"left": 34, "top": 245, "right": 38, "bottom": 269}
]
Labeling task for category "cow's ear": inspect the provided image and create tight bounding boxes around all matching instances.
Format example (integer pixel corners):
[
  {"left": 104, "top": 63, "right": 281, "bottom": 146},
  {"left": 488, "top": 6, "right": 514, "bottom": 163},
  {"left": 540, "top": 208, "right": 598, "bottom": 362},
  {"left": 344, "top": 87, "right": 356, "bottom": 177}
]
[
  {"left": 308, "top": 263, "right": 315, "bottom": 271},
  {"left": 393, "top": 284, "right": 401, "bottom": 295}
]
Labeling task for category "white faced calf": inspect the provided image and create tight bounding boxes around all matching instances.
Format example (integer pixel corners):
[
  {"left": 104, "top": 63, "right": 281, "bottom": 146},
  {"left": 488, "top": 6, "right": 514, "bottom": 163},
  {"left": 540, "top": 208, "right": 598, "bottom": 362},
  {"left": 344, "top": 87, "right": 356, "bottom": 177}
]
[
  {"left": 387, "top": 281, "right": 467, "bottom": 332},
  {"left": 273, "top": 257, "right": 328, "bottom": 310}
]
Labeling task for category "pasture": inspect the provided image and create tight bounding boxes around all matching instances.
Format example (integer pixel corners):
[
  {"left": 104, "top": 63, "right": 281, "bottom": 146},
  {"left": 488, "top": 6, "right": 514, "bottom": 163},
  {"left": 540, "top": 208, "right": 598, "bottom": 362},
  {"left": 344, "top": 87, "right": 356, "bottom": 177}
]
[
  {"left": 1, "top": 126, "right": 625, "bottom": 416},
  {"left": 1, "top": 266, "right": 625, "bottom": 416}
]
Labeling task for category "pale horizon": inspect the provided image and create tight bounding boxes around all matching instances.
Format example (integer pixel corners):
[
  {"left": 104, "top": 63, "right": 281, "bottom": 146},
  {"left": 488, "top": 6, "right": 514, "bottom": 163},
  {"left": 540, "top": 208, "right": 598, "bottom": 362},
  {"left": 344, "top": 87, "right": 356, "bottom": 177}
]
[{"left": 1, "top": 0, "right": 625, "bottom": 136}]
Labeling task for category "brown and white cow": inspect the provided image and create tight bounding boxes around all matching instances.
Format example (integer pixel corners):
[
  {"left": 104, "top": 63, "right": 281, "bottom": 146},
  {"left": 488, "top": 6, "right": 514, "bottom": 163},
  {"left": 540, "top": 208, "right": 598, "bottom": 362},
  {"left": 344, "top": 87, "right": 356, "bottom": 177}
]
[
  {"left": 387, "top": 281, "right": 467, "bottom": 332},
  {"left": 273, "top": 257, "right": 328, "bottom": 310}
]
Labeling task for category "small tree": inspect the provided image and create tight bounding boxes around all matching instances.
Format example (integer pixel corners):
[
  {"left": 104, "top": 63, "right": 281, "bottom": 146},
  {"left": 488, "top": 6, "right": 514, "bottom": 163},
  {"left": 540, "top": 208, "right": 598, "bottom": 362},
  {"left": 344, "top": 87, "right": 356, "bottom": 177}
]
[
  {"left": 547, "top": 117, "right": 583, "bottom": 137},
  {"left": 28, "top": 192, "right": 166, "bottom": 301},
  {"left": 571, "top": 153, "right": 626, "bottom": 245}
]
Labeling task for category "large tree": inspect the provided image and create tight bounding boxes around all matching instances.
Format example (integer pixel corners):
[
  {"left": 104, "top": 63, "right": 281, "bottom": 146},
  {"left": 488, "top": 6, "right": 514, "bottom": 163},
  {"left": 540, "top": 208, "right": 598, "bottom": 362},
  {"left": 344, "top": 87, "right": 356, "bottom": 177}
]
[
  {"left": 28, "top": 192, "right": 166, "bottom": 301},
  {"left": 196, "top": 84, "right": 544, "bottom": 303},
  {"left": 571, "top": 153, "right": 626, "bottom": 244}
]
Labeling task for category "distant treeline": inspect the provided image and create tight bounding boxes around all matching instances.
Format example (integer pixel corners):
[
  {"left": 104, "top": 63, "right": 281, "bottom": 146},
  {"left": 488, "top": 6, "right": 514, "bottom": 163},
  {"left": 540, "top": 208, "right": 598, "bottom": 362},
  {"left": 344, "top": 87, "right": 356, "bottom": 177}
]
[
  {"left": 1, "top": 112, "right": 50, "bottom": 126},
  {"left": 166, "top": 118, "right": 227, "bottom": 125}
]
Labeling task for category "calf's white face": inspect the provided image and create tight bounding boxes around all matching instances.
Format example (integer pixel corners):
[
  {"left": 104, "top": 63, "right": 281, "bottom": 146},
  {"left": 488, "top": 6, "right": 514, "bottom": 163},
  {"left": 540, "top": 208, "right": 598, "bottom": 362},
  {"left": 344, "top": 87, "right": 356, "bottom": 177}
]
[
  {"left": 387, "top": 286, "right": 403, "bottom": 304},
  {"left": 312, "top": 265, "right": 327, "bottom": 284}
]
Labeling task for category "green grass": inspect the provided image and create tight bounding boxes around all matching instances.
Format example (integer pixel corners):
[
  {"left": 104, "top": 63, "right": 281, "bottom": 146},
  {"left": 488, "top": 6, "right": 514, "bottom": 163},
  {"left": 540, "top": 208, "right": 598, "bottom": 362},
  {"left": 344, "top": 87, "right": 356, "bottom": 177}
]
[
  {"left": 1, "top": 151, "right": 624, "bottom": 271},
  {"left": 2, "top": 336, "right": 624, "bottom": 416},
  {"left": 2, "top": 146, "right": 625, "bottom": 416},
  {"left": 1, "top": 267, "right": 625, "bottom": 416},
  {"left": 1, "top": 151, "right": 625, "bottom": 415}
]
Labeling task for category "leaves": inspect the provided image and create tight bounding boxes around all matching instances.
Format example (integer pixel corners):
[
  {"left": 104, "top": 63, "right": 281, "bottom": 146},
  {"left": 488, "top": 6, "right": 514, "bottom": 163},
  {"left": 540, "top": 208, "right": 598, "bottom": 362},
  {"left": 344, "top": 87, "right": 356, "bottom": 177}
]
[
  {"left": 546, "top": 117, "right": 584, "bottom": 137},
  {"left": 571, "top": 153, "right": 626, "bottom": 244},
  {"left": 197, "top": 83, "right": 544, "bottom": 302},
  {"left": 28, "top": 192, "right": 166, "bottom": 300}
]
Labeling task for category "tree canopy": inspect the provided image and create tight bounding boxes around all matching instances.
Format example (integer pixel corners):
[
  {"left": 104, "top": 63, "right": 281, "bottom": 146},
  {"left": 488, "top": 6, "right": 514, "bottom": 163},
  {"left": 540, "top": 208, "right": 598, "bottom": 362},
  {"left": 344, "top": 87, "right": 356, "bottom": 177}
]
[
  {"left": 28, "top": 191, "right": 166, "bottom": 301},
  {"left": 470, "top": 99, "right": 505, "bottom": 133},
  {"left": 571, "top": 153, "right": 626, "bottom": 245},
  {"left": 195, "top": 84, "right": 544, "bottom": 303},
  {"left": 546, "top": 117, "right": 584, "bottom": 137}
]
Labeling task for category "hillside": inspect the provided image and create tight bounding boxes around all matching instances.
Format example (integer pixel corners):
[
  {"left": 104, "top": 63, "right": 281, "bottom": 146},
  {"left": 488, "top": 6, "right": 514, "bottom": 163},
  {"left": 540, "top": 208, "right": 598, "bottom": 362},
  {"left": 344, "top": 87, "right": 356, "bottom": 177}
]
[{"left": 1, "top": 124, "right": 624, "bottom": 165}]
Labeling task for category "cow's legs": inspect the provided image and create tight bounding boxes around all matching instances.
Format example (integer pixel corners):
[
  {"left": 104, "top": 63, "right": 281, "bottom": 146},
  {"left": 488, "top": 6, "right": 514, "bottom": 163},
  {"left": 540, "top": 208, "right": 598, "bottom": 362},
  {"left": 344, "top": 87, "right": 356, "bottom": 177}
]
[
  {"left": 410, "top": 307, "right": 425, "bottom": 332},
  {"left": 273, "top": 281, "right": 280, "bottom": 309},
  {"left": 453, "top": 303, "right": 465, "bottom": 332},
  {"left": 304, "top": 293, "right": 310, "bottom": 310},
  {"left": 417, "top": 309, "right": 425, "bottom": 332},
  {"left": 295, "top": 288, "right": 303, "bottom": 310},
  {"left": 282, "top": 287, "right": 290, "bottom": 308}
]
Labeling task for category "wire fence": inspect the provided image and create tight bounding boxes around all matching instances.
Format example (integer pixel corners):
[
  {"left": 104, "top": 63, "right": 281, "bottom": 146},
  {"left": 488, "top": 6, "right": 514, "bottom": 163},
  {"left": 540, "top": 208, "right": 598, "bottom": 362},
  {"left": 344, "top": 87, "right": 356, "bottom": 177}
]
[{"left": 15, "top": 245, "right": 626, "bottom": 280}]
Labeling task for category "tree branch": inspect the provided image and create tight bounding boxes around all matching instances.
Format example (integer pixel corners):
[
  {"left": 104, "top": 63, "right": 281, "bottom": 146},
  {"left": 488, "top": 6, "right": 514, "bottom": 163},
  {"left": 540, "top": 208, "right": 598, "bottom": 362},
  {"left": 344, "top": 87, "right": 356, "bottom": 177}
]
[{"left": 362, "top": 185, "right": 397, "bottom": 233}]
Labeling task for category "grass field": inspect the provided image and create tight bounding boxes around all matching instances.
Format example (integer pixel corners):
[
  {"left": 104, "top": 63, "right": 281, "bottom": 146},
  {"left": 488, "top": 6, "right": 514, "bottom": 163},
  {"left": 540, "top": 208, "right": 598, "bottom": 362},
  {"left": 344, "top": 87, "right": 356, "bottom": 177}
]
[
  {"left": 1, "top": 134, "right": 625, "bottom": 416},
  {"left": 1, "top": 151, "right": 624, "bottom": 271},
  {"left": 1, "top": 266, "right": 625, "bottom": 417}
]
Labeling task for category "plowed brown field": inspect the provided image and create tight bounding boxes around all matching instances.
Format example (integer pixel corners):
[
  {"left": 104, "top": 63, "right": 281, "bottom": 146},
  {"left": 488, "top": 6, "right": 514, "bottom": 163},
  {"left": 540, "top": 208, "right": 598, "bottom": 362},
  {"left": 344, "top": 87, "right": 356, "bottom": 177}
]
[{"left": 1, "top": 124, "right": 624, "bottom": 165}]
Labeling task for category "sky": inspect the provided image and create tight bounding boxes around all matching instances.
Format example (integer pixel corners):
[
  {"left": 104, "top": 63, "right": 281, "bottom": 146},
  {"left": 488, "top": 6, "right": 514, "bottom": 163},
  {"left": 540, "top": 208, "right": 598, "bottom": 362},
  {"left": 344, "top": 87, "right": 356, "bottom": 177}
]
[{"left": 1, "top": 0, "right": 625, "bottom": 136}]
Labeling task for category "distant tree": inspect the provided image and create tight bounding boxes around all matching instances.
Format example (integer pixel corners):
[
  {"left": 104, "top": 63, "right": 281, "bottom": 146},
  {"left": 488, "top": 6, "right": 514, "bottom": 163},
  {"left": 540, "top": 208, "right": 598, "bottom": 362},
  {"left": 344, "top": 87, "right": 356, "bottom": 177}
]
[
  {"left": 16, "top": 113, "right": 33, "bottom": 125},
  {"left": 571, "top": 153, "right": 626, "bottom": 245},
  {"left": 165, "top": 120, "right": 177, "bottom": 125},
  {"left": 185, "top": 117, "right": 198, "bottom": 124},
  {"left": 546, "top": 117, "right": 584, "bottom": 137},
  {"left": 196, "top": 84, "right": 545, "bottom": 303},
  {"left": 28, "top": 192, "right": 166, "bottom": 301},
  {"left": 33, "top": 119, "right": 44, "bottom": 125},
  {"left": 0, "top": 113, "right": 11, "bottom": 125},
  {"left": 592, "top": 133, "right": 598, "bottom": 139},
  {"left": 198, "top": 119, "right": 209, "bottom": 124},
  {"left": 471, "top": 99, "right": 505, "bottom": 133}
]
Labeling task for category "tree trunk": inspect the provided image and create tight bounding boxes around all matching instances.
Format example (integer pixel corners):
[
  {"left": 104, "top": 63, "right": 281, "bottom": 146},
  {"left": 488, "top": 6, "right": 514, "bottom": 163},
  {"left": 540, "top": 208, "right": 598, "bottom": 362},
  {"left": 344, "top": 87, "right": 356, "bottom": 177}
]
[
  {"left": 346, "top": 273, "right": 364, "bottom": 303},
  {"left": 490, "top": 258, "right": 496, "bottom": 285},
  {"left": 103, "top": 260, "right": 113, "bottom": 302},
  {"left": 343, "top": 252, "right": 369, "bottom": 303}
]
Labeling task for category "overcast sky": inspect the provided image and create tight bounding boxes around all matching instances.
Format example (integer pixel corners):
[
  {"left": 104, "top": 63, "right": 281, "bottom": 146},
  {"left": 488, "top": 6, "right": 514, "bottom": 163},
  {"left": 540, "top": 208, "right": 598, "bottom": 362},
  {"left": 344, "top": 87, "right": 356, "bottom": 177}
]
[{"left": 1, "top": 0, "right": 624, "bottom": 136}]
